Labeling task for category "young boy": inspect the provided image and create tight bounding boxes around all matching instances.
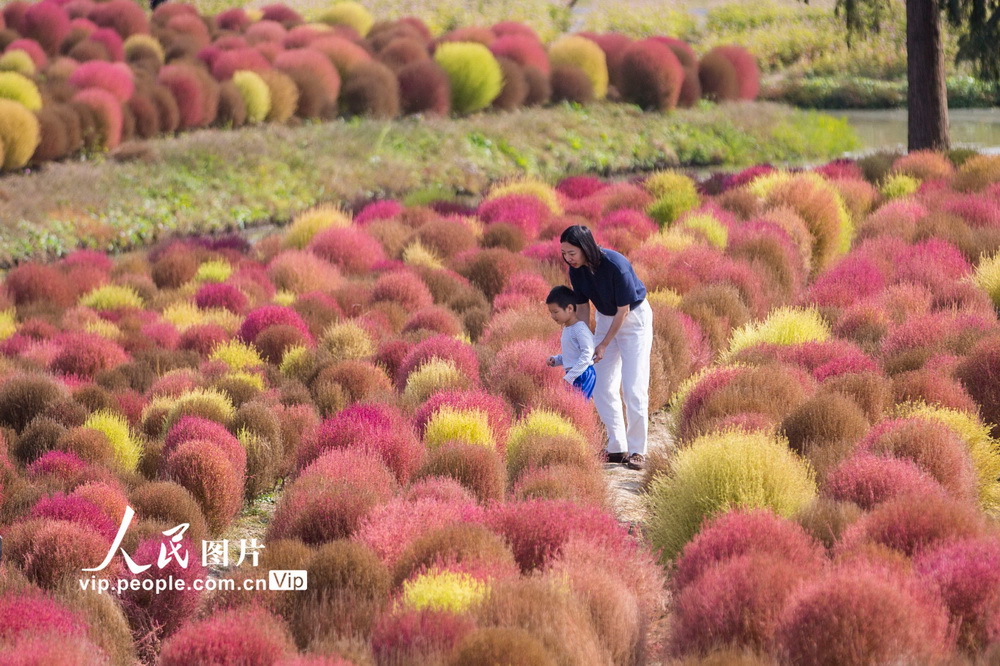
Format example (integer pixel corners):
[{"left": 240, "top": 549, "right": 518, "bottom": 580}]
[{"left": 546, "top": 286, "right": 597, "bottom": 399}]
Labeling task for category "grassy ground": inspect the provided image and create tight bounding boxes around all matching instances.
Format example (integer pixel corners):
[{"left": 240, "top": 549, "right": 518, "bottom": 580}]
[{"left": 0, "top": 101, "right": 856, "bottom": 266}]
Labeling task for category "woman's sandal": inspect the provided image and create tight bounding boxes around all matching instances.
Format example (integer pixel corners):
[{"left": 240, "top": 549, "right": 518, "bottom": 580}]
[{"left": 625, "top": 453, "right": 645, "bottom": 470}]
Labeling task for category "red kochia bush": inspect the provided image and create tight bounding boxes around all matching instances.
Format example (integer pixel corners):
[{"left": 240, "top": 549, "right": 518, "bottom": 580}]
[
  {"left": 164, "top": 416, "right": 246, "bottom": 479},
  {"left": 28, "top": 492, "right": 119, "bottom": 541},
  {"left": 164, "top": 438, "right": 244, "bottom": 534},
  {"left": 90, "top": 27, "right": 125, "bottom": 60},
  {"left": 87, "top": 0, "right": 149, "bottom": 39},
  {"left": 6, "top": 38, "right": 47, "bottom": 68},
  {"left": 396, "top": 334, "right": 481, "bottom": 390},
  {"left": 194, "top": 282, "right": 248, "bottom": 313},
  {"left": 49, "top": 332, "right": 129, "bottom": 378},
  {"left": 268, "top": 449, "right": 397, "bottom": 544},
  {"left": 672, "top": 508, "right": 826, "bottom": 592},
  {"left": 397, "top": 59, "right": 452, "bottom": 115},
  {"left": 215, "top": 8, "right": 251, "bottom": 31},
  {"left": 158, "top": 606, "right": 295, "bottom": 665},
  {"left": 775, "top": 564, "right": 953, "bottom": 666},
  {"left": 618, "top": 38, "right": 684, "bottom": 111},
  {"left": 238, "top": 305, "right": 312, "bottom": 344},
  {"left": 671, "top": 553, "right": 819, "bottom": 657},
  {"left": 486, "top": 499, "right": 635, "bottom": 572},
  {"left": 477, "top": 195, "right": 550, "bottom": 240},
  {"left": 72, "top": 87, "right": 124, "bottom": 149},
  {"left": 823, "top": 452, "right": 948, "bottom": 510},
  {"left": 300, "top": 402, "right": 422, "bottom": 483},
  {"left": 857, "top": 417, "right": 978, "bottom": 502},
  {"left": 0, "top": 591, "right": 88, "bottom": 643},
  {"left": 370, "top": 270, "right": 435, "bottom": 310},
  {"left": 915, "top": 537, "right": 1000, "bottom": 652},
  {"left": 489, "top": 34, "right": 550, "bottom": 75},
  {"left": 956, "top": 336, "right": 1000, "bottom": 438},
  {"left": 21, "top": 2, "right": 70, "bottom": 55},
  {"left": 715, "top": 45, "right": 759, "bottom": 99},
  {"left": 837, "top": 493, "right": 987, "bottom": 558},
  {"left": 698, "top": 48, "right": 740, "bottom": 101},
  {"left": 308, "top": 226, "right": 387, "bottom": 274},
  {"left": 414, "top": 440, "right": 506, "bottom": 503},
  {"left": 211, "top": 48, "right": 272, "bottom": 81},
  {"left": 371, "top": 609, "right": 476, "bottom": 665},
  {"left": 14, "top": 519, "right": 115, "bottom": 588},
  {"left": 275, "top": 47, "right": 341, "bottom": 96},
  {"left": 355, "top": 497, "right": 484, "bottom": 567},
  {"left": 119, "top": 536, "right": 205, "bottom": 642},
  {"left": 158, "top": 63, "right": 205, "bottom": 129},
  {"left": 69, "top": 60, "right": 134, "bottom": 102},
  {"left": 4, "top": 262, "right": 73, "bottom": 306}
]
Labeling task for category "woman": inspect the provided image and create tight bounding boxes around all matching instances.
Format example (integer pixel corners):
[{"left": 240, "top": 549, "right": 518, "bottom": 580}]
[{"left": 560, "top": 225, "right": 653, "bottom": 470}]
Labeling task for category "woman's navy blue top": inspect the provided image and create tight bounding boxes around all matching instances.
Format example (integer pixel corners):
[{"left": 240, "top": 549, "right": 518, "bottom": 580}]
[{"left": 568, "top": 248, "right": 647, "bottom": 317}]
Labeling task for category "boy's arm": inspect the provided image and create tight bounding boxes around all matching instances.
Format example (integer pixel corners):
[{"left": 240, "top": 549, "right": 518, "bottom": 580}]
[{"left": 563, "top": 325, "right": 595, "bottom": 383}]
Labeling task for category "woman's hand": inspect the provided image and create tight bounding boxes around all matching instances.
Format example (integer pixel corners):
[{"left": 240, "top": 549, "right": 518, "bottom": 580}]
[{"left": 593, "top": 343, "right": 608, "bottom": 364}]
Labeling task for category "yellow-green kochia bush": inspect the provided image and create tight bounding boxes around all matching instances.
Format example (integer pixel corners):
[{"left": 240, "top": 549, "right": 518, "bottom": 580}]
[
  {"left": 646, "top": 429, "right": 817, "bottom": 563},
  {"left": 434, "top": 42, "right": 504, "bottom": 115},
  {"left": 232, "top": 70, "right": 271, "bottom": 124}
]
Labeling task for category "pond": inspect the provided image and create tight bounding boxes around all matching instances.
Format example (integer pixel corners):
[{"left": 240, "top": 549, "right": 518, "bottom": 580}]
[{"left": 837, "top": 108, "right": 1000, "bottom": 155}]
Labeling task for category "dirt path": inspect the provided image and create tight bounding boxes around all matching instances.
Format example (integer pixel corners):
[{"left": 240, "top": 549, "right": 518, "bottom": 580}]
[{"left": 602, "top": 410, "right": 675, "bottom": 528}]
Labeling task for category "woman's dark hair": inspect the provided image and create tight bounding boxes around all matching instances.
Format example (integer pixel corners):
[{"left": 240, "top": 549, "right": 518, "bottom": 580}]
[{"left": 559, "top": 225, "right": 603, "bottom": 272}]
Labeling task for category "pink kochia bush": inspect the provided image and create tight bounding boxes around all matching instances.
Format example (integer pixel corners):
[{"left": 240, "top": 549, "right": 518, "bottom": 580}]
[
  {"left": 775, "top": 563, "right": 954, "bottom": 665},
  {"left": 486, "top": 499, "right": 636, "bottom": 572},
  {"left": 297, "top": 402, "right": 424, "bottom": 483},
  {"left": 915, "top": 537, "right": 1000, "bottom": 652},
  {"left": 238, "top": 305, "right": 313, "bottom": 344},
  {"left": 823, "top": 452, "right": 948, "bottom": 510},
  {"left": 671, "top": 508, "right": 826, "bottom": 591},
  {"left": 158, "top": 607, "right": 295, "bottom": 665},
  {"left": 268, "top": 449, "right": 397, "bottom": 544}
]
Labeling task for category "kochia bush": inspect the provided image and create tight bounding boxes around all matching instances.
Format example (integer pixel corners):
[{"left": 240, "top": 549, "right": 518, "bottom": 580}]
[{"left": 434, "top": 42, "right": 504, "bottom": 114}]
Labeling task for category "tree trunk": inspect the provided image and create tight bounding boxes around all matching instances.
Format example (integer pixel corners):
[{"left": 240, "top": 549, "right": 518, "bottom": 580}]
[{"left": 907, "top": 0, "right": 950, "bottom": 151}]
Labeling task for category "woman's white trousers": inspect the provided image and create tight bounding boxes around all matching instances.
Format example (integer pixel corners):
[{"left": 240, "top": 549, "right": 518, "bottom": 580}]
[{"left": 592, "top": 299, "right": 653, "bottom": 456}]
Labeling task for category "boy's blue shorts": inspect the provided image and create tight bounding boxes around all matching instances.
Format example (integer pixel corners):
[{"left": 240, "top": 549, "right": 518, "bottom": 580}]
[{"left": 572, "top": 365, "right": 596, "bottom": 400}]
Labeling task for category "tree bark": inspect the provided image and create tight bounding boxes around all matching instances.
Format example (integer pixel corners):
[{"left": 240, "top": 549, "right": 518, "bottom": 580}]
[{"left": 907, "top": 0, "right": 950, "bottom": 150}]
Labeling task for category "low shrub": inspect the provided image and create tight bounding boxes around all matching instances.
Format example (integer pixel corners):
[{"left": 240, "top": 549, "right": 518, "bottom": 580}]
[
  {"left": 725, "top": 307, "right": 830, "bottom": 361},
  {"left": 0, "top": 71, "right": 40, "bottom": 110},
  {"left": 859, "top": 417, "right": 979, "bottom": 502},
  {"left": 82, "top": 409, "right": 141, "bottom": 473},
  {"left": 699, "top": 49, "right": 739, "bottom": 102},
  {"left": 164, "top": 437, "right": 244, "bottom": 534},
  {"left": 775, "top": 564, "right": 953, "bottom": 666},
  {"left": 158, "top": 607, "right": 295, "bottom": 665},
  {"left": 837, "top": 492, "right": 987, "bottom": 558},
  {"left": 618, "top": 39, "right": 684, "bottom": 111},
  {"left": 548, "top": 35, "right": 607, "bottom": 99},
  {"left": 0, "top": 98, "right": 39, "bottom": 169},
  {"left": 371, "top": 608, "right": 475, "bottom": 666},
  {"left": 647, "top": 429, "right": 817, "bottom": 563},
  {"left": 340, "top": 60, "right": 400, "bottom": 119},
  {"left": 823, "top": 452, "right": 949, "bottom": 510},
  {"left": 671, "top": 554, "right": 817, "bottom": 657},
  {"left": 672, "top": 508, "right": 825, "bottom": 592},
  {"left": 268, "top": 449, "right": 397, "bottom": 544},
  {"left": 232, "top": 70, "right": 272, "bottom": 123},
  {"left": 432, "top": 41, "right": 504, "bottom": 115},
  {"left": 449, "top": 627, "right": 555, "bottom": 666},
  {"left": 915, "top": 537, "right": 1000, "bottom": 652},
  {"left": 129, "top": 480, "right": 209, "bottom": 548},
  {"left": 317, "top": 1, "right": 374, "bottom": 36},
  {"left": 413, "top": 441, "right": 505, "bottom": 503}
]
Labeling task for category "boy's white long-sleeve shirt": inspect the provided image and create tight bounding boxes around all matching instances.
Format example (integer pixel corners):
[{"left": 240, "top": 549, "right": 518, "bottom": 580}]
[{"left": 552, "top": 320, "right": 595, "bottom": 384}]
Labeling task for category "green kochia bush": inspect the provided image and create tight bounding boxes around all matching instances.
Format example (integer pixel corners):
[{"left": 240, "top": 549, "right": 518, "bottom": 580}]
[
  {"left": 434, "top": 42, "right": 504, "bottom": 115},
  {"left": 646, "top": 429, "right": 817, "bottom": 563}
]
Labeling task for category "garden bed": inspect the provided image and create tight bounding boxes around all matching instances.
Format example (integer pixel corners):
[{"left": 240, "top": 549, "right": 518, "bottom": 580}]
[{"left": 0, "top": 100, "right": 856, "bottom": 266}]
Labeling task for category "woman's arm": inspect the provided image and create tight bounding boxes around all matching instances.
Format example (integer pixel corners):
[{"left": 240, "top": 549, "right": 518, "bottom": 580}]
[
  {"left": 593, "top": 304, "right": 629, "bottom": 363},
  {"left": 575, "top": 301, "right": 592, "bottom": 332}
]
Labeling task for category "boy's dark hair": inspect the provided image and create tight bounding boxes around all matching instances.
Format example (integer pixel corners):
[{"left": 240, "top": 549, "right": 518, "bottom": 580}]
[{"left": 546, "top": 286, "right": 578, "bottom": 310}]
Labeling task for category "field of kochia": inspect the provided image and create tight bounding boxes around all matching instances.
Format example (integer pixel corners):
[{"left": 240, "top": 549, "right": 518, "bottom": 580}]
[{"left": 0, "top": 149, "right": 999, "bottom": 664}]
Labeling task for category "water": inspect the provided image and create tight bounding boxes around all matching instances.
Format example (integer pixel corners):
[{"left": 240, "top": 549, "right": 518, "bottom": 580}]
[{"left": 836, "top": 108, "right": 1000, "bottom": 155}]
